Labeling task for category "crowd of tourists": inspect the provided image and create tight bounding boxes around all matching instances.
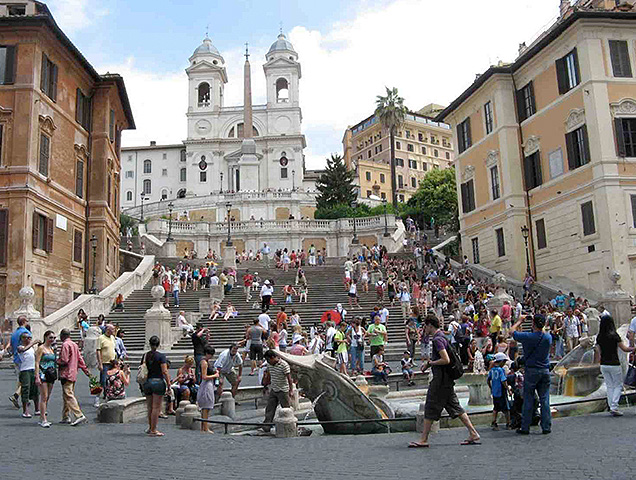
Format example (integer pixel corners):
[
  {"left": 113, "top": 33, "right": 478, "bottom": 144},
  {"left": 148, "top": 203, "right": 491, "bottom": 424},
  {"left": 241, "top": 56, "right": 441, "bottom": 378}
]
[{"left": 3, "top": 238, "right": 636, "bottom": 441}]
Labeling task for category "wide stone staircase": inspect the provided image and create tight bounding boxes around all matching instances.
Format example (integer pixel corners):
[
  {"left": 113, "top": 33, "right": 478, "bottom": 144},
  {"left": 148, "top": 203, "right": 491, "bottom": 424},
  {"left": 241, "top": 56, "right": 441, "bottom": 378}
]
[{"left": 73, "top": 258, "right": 414, "bottom": 366}]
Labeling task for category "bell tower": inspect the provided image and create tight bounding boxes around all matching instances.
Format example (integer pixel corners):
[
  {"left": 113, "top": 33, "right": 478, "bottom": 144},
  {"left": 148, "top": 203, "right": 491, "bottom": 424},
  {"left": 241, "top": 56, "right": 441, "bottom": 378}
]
[
  {"left": 186, "top": 35, "right": 228, "bottom": 117},
  {"left": 263, "top": 33, "right": 301, "bottom": 110}
]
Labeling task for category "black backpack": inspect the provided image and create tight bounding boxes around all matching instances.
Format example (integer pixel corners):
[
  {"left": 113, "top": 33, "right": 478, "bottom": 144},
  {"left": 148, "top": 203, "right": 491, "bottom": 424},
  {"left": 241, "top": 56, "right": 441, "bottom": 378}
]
[{"left": 433, "top": 332, "right": 464, "bottom": 380}]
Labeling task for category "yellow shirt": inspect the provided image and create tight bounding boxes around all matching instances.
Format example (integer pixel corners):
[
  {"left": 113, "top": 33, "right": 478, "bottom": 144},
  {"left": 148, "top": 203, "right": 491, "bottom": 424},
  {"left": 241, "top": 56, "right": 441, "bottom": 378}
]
[
  {"left": 98, "top": 334, "right": 116, "bottom": 364},
  {"left": 490, "top": 315, "right": 502, "bottom": 334}
]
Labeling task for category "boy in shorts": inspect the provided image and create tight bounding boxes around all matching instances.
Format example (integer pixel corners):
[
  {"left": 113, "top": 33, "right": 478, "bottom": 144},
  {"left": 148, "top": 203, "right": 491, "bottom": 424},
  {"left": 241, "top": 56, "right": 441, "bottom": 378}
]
[
  {"left": 401, "top": 351, "right": 415, "bottom": 386},
  {"left": 487, "top": 352, "right": 510, "bottom": 430}
]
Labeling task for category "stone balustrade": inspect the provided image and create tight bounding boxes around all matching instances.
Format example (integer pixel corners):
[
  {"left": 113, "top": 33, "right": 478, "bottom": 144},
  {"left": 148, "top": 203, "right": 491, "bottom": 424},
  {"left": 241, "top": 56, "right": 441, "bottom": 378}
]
[{"left": 11, "top": 254, "right": 156, "bottom": 340}]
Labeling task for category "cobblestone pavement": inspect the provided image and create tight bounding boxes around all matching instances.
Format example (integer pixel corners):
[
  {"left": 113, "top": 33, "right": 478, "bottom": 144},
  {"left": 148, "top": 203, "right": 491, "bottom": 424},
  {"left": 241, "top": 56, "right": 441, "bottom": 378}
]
[{"left": 0, "top": 369, "right": 633, "bottom": 479}]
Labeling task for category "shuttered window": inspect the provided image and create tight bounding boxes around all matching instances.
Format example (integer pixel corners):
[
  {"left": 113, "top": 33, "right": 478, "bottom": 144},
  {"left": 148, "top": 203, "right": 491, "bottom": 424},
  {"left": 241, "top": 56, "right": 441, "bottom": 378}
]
[
  {"left": 516, "top": 81, "right": 536, "bottom": 122},
  {"left": 75, "top": 160, "right": 84, "bottom": 198},
  {"left": 556, "top": 48, "right": 580, "bottom": 94},
  {"left": 523, "top": 151, "right": 542, "bottom": 190},
  {"left": 457, "top": 117, "right": 472, "bottom": 154},
  {"left": 565, "top": 125, "right": 591, "bottom": 170},
  {"left": 484, "top": 101, "right": 494, "bottom": 135},
  {"left": 0, "top": 209, "right": 7, "bottom": 266},
  {"left": 581, "top": 201, "right": 596, "bottom": 236},
  {"left": 471, "top": 237, "right": 480, "bottom": 264},
  {"left": 32, "top": 212, "right": 53, "bottom": 252},
  {"left": 460, "top": 179, "right": 475, "bottom": 213},
  {"left": 40, "top": 53, "right": 58, "bottom": 101},
  {"left": 109, "top": 109, "right": 115, "bottom": 142},
  {"left": 490, "top": 166, "right": 500, "bottom": 200},
  {"left": 630, "top": 194, "right": 636, "bottom": 228},
  {"left": 615, "top": 118, "right": 636, "bottom": 157},
  {"left": 73, "top": 229, "right": 83, "bottom": 263},
  {"left": 609, "top": 40, "right": 632, "bottom": 78},
  {"left": 536, "top": 218, "right": 547, "bottom": 250},
  {"left": 75, "top": 88, "right": 91, "bottom": 130},
  {"left": 0, "top": 45, "right": 17, "bottom": 85},
  {"left": 496, "top": 228, "right": 505, "bottom": 257},
  {"left": 39, "top": 133, "right": 50, "bottom": 177}
]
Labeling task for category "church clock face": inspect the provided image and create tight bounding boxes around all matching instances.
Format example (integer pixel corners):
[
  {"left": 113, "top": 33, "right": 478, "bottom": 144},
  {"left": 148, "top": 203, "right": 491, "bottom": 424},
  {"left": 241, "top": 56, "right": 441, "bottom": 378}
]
[
  {"left": 279, "top": 156, "right": 288, "bottom": 167},
  {"left": 195, "top": 119, "right": 212, "bottom": 135}
]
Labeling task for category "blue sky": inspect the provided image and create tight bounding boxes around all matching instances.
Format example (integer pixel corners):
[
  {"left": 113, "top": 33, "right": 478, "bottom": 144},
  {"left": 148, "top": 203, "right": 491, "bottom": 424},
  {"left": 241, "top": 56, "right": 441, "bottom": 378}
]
[{"left": 48, "top": 0, "right": 561, "bottom": 169}]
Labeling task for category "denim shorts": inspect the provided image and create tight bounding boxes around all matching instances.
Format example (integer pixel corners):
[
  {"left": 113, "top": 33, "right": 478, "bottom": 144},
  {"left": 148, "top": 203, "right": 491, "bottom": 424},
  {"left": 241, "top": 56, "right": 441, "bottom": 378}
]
[{"left": 143, "top": 378, "right": 166, "bottom": 396}]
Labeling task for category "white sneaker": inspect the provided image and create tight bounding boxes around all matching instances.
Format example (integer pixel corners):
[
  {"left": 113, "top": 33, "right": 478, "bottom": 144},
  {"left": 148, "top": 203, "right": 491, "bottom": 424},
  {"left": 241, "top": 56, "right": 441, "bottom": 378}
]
[
  {"left": 71, "top": 416, "right": 87, "bottom": 426},
  {"left": 39, "top": 421, "right": 51, "bottom": 428}
]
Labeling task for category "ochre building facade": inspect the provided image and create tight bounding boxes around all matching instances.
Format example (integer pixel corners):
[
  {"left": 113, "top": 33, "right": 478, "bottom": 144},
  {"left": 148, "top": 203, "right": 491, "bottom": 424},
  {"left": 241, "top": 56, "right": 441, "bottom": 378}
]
[{"left": 0, "top": 1, "right": 134, "bottom": 317}]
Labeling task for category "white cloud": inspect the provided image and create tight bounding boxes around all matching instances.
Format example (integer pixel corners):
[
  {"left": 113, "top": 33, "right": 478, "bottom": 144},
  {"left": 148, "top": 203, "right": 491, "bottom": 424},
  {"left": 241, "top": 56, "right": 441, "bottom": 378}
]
[
  {"left": 117, "top": 0, "right": 559, "bottom": 168},
  {"left": 48, "top": 0, "right": 108, "bottom": 34}
]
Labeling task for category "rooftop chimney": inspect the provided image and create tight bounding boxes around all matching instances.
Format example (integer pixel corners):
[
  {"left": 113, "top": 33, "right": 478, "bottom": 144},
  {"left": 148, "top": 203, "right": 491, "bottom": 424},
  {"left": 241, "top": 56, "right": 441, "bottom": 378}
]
[
  {"left": 150, "top": 140, "right": 156, "bottom": 146},
  {"left": 560, "top": 0, "right": 570, "bottom": 18}
]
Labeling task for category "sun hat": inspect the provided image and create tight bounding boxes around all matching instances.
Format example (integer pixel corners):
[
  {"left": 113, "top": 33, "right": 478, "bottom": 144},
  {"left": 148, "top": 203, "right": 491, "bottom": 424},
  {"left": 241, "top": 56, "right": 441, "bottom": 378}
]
[{"left": 494, "top": 352, "right": 509, "bottom": 363}]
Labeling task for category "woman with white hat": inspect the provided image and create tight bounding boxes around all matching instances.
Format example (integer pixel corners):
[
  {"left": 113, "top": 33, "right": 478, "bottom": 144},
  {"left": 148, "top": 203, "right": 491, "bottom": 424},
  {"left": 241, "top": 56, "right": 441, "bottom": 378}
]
[{"left": 260, "top": 280, "right": 274, "bottom": 312}]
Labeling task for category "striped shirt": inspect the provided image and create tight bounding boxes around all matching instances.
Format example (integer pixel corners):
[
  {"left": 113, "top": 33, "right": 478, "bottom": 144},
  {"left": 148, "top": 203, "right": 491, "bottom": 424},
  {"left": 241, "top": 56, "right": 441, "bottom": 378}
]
[{"left": 268, "top": 359, "right": 291, "bottom": 392}]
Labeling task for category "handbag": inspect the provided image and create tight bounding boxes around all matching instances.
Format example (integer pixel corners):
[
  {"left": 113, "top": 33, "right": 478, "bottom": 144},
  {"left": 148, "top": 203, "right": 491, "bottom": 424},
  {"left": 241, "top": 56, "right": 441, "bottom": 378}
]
[
  {"left": 624, "top": 363, "right": 636, "bottom": 388},
  {"left": 44, "top": 366, "right": 58, "bottom": 383},
  {"left": 136, "top": 353, "right": 148, "bottom": 385}
]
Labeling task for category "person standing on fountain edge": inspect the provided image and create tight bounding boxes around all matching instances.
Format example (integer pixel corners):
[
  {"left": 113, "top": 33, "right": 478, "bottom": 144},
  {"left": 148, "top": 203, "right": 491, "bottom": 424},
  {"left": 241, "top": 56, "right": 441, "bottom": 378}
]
[
  {"left": 409, "top": 315, "right": 480, "bottom": 448},
  {"left": 260, "top": 349, "right": 293, "bottom": 433},
  {"left": 509, "top": 313, "right": 552, "bottom": 435}
]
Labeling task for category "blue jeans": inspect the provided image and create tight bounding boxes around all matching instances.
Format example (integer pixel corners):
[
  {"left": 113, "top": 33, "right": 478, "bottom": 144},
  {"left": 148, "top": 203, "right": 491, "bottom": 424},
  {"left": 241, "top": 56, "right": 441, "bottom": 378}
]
[
  {"left": 555, "top": 338, "right": 564, "bottom": 358},
  {"left": 350, "top": 346, "right": 364, "bottom": 372},
  {"left": 173, "top": 290, "right": 179, "bottom": 305},
  {"left": 522, "top": 367, "right": 551, "bottom": 432},
  {"left": 100, "top": 365, "right": 110, "bottom": 397}
]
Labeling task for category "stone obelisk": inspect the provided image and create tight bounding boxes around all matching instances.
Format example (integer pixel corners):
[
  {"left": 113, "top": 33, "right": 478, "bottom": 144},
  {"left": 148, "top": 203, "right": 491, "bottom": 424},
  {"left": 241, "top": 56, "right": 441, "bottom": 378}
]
[{"left": 238, "top": 43, "right": 259, "bottom": 192}]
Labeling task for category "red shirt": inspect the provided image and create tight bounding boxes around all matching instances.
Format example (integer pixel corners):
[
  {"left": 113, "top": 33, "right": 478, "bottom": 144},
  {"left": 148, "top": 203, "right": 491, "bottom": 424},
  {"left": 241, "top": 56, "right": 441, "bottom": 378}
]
[
  {"left": 59, "top": 338, "right": 88, "bottom": 382},
  {"left": 243, "top": 274, "right": 253, "bottom": 287},
  {"left": 501, "top": 304, "right": 511, "bottom": 321}
]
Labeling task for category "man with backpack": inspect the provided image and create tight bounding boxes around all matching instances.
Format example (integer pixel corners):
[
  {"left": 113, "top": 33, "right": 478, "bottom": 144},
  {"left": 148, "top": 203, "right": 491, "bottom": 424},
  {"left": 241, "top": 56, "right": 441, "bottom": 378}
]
[{"left": 409, "top": 315, "right": 480, "bottom": 448}]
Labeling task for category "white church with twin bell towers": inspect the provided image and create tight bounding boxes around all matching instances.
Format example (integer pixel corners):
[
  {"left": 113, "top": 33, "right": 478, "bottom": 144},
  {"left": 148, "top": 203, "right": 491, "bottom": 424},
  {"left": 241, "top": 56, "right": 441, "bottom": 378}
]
[{"left": 120, "top": 33, "right": 317, "bottom": 223}]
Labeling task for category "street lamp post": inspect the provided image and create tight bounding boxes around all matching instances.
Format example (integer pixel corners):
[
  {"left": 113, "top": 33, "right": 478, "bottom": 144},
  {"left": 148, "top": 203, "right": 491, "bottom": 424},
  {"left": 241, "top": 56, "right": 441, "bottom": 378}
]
[
  {"left": 140, "top": 192, "right": 145, "bottom": 221},
  {"left": 167, "top": 201, "right": 174, "bottom": 241},
  {"left": 220, "top": 172, "right": 224, "bottom": 194},
  {"left": 90, "top": 234, "right": 98, "bottom": 294},
  {"left": 382, "top": 198, "right": 390, "bottom": 237},
  {"left": 226, "top": 202, "right": 233, "bottom": 247},
  {"left": 521, "top": 225, "right": 531, "bottom": 276},
  {"left": 292, "top": 170, "right": 296, "bottom": 191}
]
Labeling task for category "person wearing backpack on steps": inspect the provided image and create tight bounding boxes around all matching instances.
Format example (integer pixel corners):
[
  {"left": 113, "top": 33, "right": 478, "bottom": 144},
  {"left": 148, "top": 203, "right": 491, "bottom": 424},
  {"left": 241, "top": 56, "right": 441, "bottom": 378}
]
[{"left": 409, "top": 314, "right": 480, "bottom": 448}]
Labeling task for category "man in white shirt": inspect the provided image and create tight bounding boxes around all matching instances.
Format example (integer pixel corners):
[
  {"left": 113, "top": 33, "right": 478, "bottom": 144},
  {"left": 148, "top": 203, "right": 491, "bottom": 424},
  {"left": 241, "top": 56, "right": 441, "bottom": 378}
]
[
  {"left": 177, "top": 311, "right": 194, "bottom": 335},
  {"left": 325, "top": 322, "right": 337, "bottom": 355},
  {"left": 379, "top": 304, "right": 389, "bottom": 325},
  {"left": 214, "top": 343, "right": 243, "bottom": 398},
  {"left": 398, "top": 287, "right": 411, "bottom": 321},
  {"left": 258, "top": 310, "right": 271, "bottom": 333},
  {"left": 262, "top": 243, "right": 271, "bottom": 268},
  {"left": 260, "top": 280, "right": 274, "bottom": 311},
  {"left": 209, "top": 274, "right": 219, "bottom": 286}
]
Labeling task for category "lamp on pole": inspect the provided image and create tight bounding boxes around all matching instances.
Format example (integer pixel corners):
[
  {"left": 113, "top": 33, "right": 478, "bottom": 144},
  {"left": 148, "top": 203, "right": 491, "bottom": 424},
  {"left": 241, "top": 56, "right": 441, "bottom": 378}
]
[
  {"left": 382, "top": 198, "right": 390, "bottom": 237},
  {"left": 89, "top": 234, "right": 98, "bottom": 294},
  {"left": 350, "top": 201, "right": 359, "bottom": 244},
  {"left": 292, "top": 169, "right": 296, "bottom": 191},
  {"left": 521, "top": 225, "right": 531, "bottom": 276},
  {"left": 220, "top": 172, "right": 224, "bottom": 194},
  {"left": 226, "top": 202, "right": 233, "bottom": 247},
  {"left": 140, "top": 192, "right": 146, "bottom": 221},
  {"left": 167, "top": 201, "right": 174, "bottom": 241}
]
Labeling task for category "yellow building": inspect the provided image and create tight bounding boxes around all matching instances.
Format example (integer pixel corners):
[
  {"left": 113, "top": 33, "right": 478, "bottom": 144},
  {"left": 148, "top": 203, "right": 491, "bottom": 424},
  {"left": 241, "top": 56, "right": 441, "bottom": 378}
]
[
  {"left": 343, "top": 106, "right": 454, "bottom": 203},
  {"left": 437, "top": 0, "right": 636, "bottom": 296}
]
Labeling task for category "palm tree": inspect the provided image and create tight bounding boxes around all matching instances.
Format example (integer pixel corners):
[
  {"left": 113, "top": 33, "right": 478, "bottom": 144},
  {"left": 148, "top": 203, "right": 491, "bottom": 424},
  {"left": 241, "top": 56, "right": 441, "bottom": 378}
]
[{"left": 375, "top": 87, "right": 407, "bottom": 208}]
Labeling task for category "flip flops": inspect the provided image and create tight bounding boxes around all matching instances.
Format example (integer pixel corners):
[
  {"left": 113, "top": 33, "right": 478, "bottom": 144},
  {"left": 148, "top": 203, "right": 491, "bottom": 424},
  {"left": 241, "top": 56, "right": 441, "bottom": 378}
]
[
  {"left": 408, "top": 442, "right": 430, "bottom": 448},
  {"left": 461, "top": 439, "right": 481, "bottom": 446}
]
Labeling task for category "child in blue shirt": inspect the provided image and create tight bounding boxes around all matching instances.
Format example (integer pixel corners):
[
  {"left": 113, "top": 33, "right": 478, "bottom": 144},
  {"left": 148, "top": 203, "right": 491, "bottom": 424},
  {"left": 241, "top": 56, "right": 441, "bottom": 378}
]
[{"left": 487, "top": 352, "right": 510, "bottom": 430}]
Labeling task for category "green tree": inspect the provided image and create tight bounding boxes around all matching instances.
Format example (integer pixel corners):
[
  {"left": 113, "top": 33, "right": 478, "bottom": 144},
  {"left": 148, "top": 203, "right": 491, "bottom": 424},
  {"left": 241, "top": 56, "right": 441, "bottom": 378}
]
[
  {"left": 119, "top": 213, "right": 138, "bottom": 236},
  {"left": 315, "top": 153, "right": 357, "bottom": 210},
  {"left": 375, "top": 86, "right": 407, "bottom": 208},
  {"left": 407, "top": 167, "right": 458, "bottom": 231}
]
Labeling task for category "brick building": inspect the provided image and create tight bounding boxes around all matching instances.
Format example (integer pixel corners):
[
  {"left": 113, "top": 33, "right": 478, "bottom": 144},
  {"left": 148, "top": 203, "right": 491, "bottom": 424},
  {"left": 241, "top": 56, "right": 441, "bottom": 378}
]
[{"left": 0, "top": 1, "right": 135, "bottom": 317}]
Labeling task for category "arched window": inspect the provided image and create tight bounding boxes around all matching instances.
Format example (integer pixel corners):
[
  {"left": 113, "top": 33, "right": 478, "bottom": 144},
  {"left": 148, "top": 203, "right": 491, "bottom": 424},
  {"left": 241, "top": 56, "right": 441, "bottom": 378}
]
[
  {"left": 177, "top": 188, "right": 186, "bottom": 199},
  {"left": 161, "top": 189, "right": 168, "bottom": 200},
  {"left": 276, "top": 78, "right": 289, "bottom": 103},
  {"left": 180, "top": 149, "right": 186, "bottom": 162},
  {"left": 180, "top": 168, "right": 187, "bottom": 182},
  {"left": 143, "top": 159, "right": 151, "bottom": 174},
  {"left": 230, "top": 122, "right": 259, "bottom": 138},
  {"left": 126, "top": 190, "right": 132, "bottom": 201},
  {"left": 143, "top": 179, "right": 151, "bottom": 195},
  {"left": 198, "top": 82, "right": 210, "bottom": 107}
]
